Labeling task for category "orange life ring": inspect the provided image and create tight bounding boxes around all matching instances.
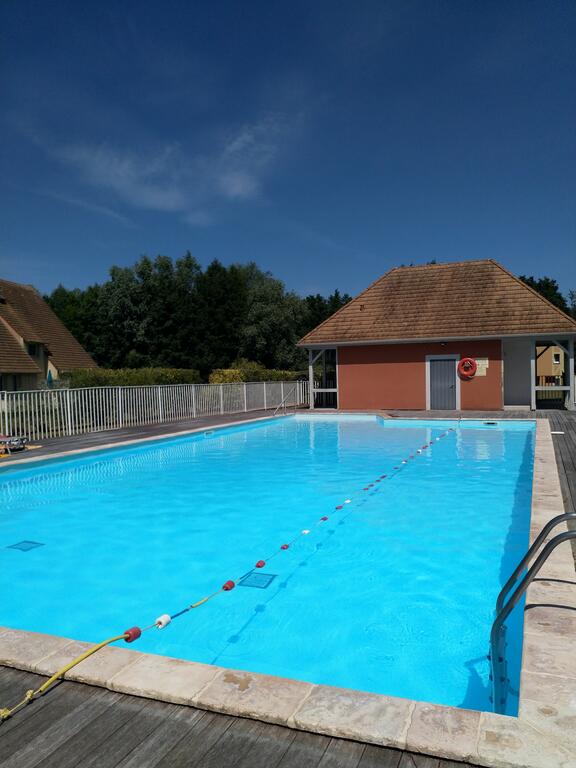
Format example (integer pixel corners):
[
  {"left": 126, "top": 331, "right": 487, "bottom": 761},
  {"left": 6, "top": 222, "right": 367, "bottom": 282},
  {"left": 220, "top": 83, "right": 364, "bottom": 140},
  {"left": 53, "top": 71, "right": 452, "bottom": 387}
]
[{"left": 458, "top": 357, "right": 477, "bottom": 379}]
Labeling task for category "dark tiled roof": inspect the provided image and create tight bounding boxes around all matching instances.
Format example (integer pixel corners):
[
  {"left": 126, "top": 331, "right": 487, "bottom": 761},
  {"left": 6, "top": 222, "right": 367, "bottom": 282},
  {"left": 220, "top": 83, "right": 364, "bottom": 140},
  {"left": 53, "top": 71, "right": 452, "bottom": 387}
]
[
  {"left": 0, "top": 320, "right": 41, "bottom": 373},
  {"left": 299, "top": 260, "right": 576, "bottom": 345},
  {"left": 0, "top": 279, "right": 97, "bottom": 371}
]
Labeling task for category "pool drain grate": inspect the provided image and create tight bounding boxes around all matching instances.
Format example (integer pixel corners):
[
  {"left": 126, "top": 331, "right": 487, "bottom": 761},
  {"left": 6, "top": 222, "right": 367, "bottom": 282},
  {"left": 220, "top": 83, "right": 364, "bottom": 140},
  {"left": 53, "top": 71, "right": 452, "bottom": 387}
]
[
  {"left": 7, "top": 540, "right": 44, "bottom": 552},
  {"left": 238, "top": 571, "right": 276, "bottom": 589}
]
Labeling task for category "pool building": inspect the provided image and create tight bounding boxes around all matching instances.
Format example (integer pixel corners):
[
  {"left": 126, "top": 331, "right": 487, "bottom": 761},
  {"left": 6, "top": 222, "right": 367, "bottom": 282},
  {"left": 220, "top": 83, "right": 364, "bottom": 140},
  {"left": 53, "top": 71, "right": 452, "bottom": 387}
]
[{"left": 300, "top": 259, "right": 576, "bottom": 412}]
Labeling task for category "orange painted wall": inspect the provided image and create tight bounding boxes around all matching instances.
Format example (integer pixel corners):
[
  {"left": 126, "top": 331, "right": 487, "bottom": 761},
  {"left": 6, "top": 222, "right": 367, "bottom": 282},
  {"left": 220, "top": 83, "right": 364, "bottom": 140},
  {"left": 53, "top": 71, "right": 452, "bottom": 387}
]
[{"left": 337, "top": 340, "right": 503, "bottom": 410}]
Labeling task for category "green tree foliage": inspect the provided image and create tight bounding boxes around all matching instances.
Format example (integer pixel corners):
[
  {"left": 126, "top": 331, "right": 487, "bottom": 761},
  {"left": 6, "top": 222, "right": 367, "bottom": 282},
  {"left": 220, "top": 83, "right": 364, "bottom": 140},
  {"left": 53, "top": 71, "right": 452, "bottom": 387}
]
[{"left": 46, "top": 255, "right": 352, "bottom": 378}]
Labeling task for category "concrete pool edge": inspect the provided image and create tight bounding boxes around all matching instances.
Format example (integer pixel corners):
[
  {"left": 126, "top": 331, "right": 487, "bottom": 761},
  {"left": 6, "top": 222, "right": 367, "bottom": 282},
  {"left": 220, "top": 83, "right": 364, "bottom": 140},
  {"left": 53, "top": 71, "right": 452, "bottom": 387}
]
[
  {"left": 0, "top": 412, "right": 291, "bottom": 470},
  {"left": 1, "top": 418, "right": 575, "bottom": 767}
]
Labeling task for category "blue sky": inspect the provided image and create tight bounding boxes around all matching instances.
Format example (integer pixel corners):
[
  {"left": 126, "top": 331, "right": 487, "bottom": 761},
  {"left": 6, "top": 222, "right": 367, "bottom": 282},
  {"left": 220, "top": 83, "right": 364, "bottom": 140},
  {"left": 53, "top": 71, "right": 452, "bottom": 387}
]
[{"left": 1, "top": 0, "right": 575, "bottom": 297}]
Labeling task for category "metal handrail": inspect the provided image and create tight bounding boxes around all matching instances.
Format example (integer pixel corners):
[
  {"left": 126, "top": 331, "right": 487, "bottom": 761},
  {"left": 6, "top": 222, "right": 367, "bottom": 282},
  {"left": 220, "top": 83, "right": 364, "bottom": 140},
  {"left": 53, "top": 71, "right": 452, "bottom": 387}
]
[
  {"left": 273, "top": 385, "right": 298, "bottom": 417},
  {"left": 490, "top": 528, "right": 576, "bottom": 713},
  {"left": 496, "top": 512, "right": 576, "bottom": 613}
]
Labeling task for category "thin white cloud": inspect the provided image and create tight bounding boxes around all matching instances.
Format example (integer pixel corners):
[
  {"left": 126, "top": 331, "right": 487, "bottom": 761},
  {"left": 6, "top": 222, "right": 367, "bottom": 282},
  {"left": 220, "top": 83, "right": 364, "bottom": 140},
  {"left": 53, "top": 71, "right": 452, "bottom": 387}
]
[
  {"left": 183, "top": 209, "right": 213, "bottom": 227},
  {"left": 52, "top": 143, "right": 188, "bottom": 212},
  {"left": 41, "top": 190, "right": 136, "bottom": 227},
  {"left": 45, "top": 113, "right": 293, "bottom": 224},
  {"left": 216, "top": 171, "right": 259, "bottom": 200}
]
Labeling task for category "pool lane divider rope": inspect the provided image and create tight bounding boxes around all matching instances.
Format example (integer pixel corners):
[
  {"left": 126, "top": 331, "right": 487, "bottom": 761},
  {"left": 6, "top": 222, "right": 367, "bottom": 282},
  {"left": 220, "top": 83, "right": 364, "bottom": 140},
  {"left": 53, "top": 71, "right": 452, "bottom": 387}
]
[{"left": 0, "top": 427, "right": 456, "bottom": 721}]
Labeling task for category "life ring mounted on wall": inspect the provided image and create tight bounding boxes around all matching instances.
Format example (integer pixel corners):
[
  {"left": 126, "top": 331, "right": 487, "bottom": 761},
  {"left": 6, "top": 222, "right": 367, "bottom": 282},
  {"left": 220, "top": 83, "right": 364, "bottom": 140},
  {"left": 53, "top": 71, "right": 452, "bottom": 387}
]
[{"left": 458, "top": 357, "right": 477, "bottom": 380}]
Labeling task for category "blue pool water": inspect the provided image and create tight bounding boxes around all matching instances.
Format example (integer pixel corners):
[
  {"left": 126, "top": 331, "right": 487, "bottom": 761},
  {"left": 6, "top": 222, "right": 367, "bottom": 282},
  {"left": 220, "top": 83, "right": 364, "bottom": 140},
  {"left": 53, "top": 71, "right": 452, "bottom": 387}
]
[{"left": 0, "top": 415, "right": 535, "bottom": 714}]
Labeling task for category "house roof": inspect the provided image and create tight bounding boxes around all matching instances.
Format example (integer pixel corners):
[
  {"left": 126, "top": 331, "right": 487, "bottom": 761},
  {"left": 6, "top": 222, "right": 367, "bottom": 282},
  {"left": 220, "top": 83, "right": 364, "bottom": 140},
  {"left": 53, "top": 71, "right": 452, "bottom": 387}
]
[
  {"left": 0, "top": 278, "right": 97, "bottom": 372},
  {"left": 0, "top": 320, "right": 41, "bottom": 374},
  {"left": 299, "top": 259, "right": 576, "bottom": 346}
]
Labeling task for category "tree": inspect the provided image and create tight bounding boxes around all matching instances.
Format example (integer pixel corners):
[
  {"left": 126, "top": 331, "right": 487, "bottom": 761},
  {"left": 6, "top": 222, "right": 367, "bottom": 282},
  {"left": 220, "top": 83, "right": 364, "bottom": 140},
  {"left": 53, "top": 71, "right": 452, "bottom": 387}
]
[
  {"left": 46, "top": 254, "right": 353, "bottom": 376},
  {"left": 568, "top": 290, "right": 576, "bottom": 320},
  {"left": 194, "top": 260, "right": 248, "bottom": 376},
  {"left": 236, "top": 263, "right": 305, "bottom": 369}
]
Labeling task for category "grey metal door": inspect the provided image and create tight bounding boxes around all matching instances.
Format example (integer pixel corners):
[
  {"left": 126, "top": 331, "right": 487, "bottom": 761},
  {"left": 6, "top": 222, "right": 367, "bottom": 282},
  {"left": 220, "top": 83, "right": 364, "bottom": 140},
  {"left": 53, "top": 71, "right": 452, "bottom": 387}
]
[{"left": 430, "top": 359, "right": 456, "bottom": 409}]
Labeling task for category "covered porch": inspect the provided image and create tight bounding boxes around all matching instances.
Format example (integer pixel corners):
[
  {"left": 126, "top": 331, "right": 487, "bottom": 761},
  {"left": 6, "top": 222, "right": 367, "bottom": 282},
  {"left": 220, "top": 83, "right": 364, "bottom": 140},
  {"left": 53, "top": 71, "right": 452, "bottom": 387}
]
[{"left": 503, "top": 336, "right": 576, "bottom": 410}]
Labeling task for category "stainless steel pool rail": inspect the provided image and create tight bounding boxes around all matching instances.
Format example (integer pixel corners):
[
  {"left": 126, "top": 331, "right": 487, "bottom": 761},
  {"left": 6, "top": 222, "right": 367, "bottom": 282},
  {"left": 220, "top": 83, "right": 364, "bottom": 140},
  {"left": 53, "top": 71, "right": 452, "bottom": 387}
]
[
  {"left": 273, "top": 385, "right": 298, "bottom": 417},
  {"left": 489, "top": 512, "right": 576, "bottom": 714}
]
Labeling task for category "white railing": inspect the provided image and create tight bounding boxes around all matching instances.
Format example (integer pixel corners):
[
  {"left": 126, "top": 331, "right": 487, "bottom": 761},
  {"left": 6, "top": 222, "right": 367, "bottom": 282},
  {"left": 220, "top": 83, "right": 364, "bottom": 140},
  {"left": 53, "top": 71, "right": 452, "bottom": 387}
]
[{"left": 0, "top": 381, "right": 309, "bottom": 441}]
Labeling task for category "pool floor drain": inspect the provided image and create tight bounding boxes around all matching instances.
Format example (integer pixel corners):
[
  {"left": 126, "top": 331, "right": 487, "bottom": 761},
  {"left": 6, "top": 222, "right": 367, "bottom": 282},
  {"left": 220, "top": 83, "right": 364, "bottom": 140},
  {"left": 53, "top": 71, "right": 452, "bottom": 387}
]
[
  {"left": 238, "top": 572, "right": 276, "bottom": 589},
  {"left": 7, "top": 540, "right": 44, "bottom": 552}
]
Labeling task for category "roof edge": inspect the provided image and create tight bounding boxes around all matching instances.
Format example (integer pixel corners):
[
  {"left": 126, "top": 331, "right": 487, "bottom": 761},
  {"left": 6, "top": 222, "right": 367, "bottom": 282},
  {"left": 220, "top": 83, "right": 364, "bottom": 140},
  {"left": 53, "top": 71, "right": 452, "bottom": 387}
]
[
  {"left": 491, "top": 261, "right": 576, "bottom": 329},
  {"left": 298, "top": 330, "right": 576, "bottom": 347},
  {"left": 297, "top": 265, "right": 400, "bottom": 346}
]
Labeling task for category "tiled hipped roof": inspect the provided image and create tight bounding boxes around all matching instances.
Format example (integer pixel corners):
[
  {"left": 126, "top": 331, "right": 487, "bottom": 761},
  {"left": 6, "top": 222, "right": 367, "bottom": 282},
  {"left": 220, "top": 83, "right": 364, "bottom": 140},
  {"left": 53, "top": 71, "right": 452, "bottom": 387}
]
[
  {"left": 0, "top": 279, "right": 97, "bottom": 372},
  {"left": 0, "top": 321, "right": 41, "bottom": 373},
  {"left": 299, "top": 260, "right": 576, "bottom": 345}
]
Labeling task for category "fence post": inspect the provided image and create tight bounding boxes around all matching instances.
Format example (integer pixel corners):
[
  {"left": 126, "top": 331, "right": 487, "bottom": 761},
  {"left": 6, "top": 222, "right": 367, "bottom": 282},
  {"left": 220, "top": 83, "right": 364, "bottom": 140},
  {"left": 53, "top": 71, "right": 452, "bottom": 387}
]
[
  {"left": 157, "top": 386, "right": 164, "bottom": 423},
  {"left": 0, "top": 392, "right": 6, "bottom": 436},
  {"left": 117, "top": 388, "right": 123, "bottom": 428},
  {"left": 65, "top": 389, "right": 73, "bottom": 435},
  {"left": 281, "top": 381, "right": 284, "bottom": 407},
  {"left": 220, "top": 384, "right": 224, "bottom": 414},
  {"left": 192, "top": 384, "right": 197, "bottom": 418},
  {"left": 243, "top": 382, "right": 247, "bottom": 412},
  {"left": 263, "top": 381, "right": 267, "bottom": 410}
]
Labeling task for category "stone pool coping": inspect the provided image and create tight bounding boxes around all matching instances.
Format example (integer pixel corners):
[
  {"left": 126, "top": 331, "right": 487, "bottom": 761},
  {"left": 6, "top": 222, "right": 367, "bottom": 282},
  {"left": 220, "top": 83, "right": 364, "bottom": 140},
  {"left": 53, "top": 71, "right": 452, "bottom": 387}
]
[
  {"left": 0, "top": 412, "right": 288, "bottom": 469},
  {"left": 1, "top": 417, "right": 575, "bottom": 767}
]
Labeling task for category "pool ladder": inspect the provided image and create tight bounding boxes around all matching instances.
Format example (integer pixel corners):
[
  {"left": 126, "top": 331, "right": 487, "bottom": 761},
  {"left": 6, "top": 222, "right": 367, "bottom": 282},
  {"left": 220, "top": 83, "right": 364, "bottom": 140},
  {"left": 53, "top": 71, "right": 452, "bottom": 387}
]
[
  {"left": 489, "top": 512, "right": 576, "bottom": 714},
  {"left": 273, "top": 385, "right": 298, "bottom": 417}
]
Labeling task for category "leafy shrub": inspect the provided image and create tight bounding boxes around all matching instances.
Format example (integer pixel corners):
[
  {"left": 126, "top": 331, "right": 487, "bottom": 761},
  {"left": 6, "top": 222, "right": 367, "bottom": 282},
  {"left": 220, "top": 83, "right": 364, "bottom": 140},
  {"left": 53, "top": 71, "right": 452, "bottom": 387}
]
[
  {"left": 208, "top": 369, "right": 244, "bottom": 384},
  {"left": 64, "top": 368, "right": 201, "bottom": 388},
  {"left": 209, "top": 360, "right": 304, "bottom": 384}
]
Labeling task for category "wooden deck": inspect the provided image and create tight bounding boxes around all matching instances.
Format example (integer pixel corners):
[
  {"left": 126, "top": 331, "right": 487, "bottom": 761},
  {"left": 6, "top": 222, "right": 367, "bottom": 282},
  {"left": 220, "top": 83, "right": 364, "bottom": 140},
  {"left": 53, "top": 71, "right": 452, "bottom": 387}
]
[
  {"left": 2, "top": 408, "right": 576, "bottom": 767},
  {"left": 0, "top": 667, "right": 475, "bottom": 768}
]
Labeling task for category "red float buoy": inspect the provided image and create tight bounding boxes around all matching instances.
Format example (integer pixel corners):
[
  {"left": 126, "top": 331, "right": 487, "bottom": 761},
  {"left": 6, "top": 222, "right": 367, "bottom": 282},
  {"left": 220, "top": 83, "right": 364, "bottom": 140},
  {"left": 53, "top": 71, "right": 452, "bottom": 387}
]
[
  {"left": 320, "top": 516, "right": 329, "bottom": 521},
  {"left": 281, "top": 543, "right": 289, "bottom": 550},
  {"left": 222, "top": 580, "right": 235, "bottom": 591},
  {"left": 335, "top": 505, "right": 343, "bottom": 510},
  {"left": 124, "top": 626, "right": 141, "bottom": 643},
  {"left": 255, "top": 560, "right": 265, "bottom": 568}
]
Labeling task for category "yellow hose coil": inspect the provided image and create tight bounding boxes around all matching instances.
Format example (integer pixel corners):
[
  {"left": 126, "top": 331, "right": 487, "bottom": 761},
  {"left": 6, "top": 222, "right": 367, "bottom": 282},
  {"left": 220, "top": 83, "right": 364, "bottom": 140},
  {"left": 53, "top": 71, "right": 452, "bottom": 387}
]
[{"left": 0, "top": 633, "right": 127, "bottom": 721}]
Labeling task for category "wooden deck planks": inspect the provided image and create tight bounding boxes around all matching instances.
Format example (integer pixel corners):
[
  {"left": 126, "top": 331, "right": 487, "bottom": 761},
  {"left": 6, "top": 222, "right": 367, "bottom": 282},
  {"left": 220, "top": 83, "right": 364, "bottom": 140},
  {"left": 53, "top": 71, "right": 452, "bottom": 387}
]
[{"left": 0, "top": 667, "right": 477, "bottom": 768}]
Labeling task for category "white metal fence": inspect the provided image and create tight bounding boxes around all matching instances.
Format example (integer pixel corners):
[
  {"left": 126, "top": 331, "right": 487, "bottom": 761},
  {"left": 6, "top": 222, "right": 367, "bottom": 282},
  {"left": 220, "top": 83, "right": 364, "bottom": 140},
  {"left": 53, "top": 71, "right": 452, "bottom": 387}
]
[{"left": 0, "top": 380, "right": 309, "bottom": 441}]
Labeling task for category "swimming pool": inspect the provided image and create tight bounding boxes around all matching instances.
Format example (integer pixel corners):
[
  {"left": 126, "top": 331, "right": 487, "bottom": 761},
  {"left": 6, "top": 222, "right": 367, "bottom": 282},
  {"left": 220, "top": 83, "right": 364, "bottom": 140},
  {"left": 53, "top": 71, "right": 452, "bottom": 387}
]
[{"left": 0, "top": 415, "right": 534, "bottom": 715}]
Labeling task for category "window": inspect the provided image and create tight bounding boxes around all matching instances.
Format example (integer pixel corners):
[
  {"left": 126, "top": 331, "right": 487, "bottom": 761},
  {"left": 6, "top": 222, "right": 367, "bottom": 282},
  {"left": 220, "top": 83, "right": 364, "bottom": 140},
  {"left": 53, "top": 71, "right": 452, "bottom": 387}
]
[
  {"left": 553, "top": 352, "right": 561, "bottom": 365},
  {"left": 27, "top": 343, "right": 39, "bottom": 357}
]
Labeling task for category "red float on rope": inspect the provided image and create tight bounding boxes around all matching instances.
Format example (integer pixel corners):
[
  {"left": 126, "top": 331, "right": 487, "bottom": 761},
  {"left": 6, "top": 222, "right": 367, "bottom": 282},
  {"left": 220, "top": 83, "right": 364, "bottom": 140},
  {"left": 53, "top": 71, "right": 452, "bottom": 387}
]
[
  {"left": 335, "top": 505, "right": 343, "bottom": 510},
  {"left": 222, "top": 580, "right": 235, "bottom": 591},
  {"left": 124, "top": 626, "right": 142, "bottom": 643},
  {"left": 255, "top": 560, "right": 265, "bottom": 568},
  {"left": 320, "top": 516, "right": 329, "bottom": 521},
  {"left": 281, "top": 543, "right": 289, "bottom": 550}
]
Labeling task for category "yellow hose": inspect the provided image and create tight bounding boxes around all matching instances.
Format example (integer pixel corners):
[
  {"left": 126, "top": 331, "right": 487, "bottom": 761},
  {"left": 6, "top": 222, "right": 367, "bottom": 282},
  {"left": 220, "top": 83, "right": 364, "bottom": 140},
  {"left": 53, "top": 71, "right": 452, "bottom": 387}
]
[{"left": 0, "top": 633, "right": 127, "bottom": 721}]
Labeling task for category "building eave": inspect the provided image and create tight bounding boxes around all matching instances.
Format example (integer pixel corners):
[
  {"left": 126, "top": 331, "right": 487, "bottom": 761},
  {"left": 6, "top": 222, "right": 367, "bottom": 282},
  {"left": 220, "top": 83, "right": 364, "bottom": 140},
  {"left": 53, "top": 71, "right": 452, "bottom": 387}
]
[{"left": 299, "top": 330, "right": 576, "bottom": 348}]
